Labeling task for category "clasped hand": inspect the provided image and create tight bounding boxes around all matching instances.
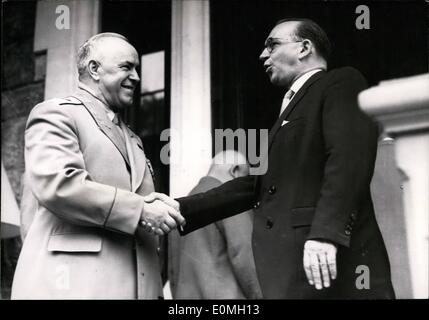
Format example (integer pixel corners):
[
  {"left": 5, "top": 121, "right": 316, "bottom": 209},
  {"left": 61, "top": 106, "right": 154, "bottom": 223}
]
[{"left": 140, "top": 192, "right": 185, "bottom": 236}]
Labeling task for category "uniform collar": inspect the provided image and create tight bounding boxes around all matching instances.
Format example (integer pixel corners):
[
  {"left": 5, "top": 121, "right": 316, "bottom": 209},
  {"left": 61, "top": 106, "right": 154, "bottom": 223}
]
[{"left": 78, "top": 82, "right": 117, "bottom": 122}]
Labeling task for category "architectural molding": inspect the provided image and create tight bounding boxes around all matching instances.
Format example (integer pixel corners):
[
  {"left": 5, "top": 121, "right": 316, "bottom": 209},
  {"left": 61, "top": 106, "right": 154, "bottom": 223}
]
[
  {"left": 359, "top": 74, "right": 429, "bottom": 135},
  {"left": 359, "top": 73, "right": 429, "bottom": 298},
  {"left": 34, "top": 0, "right": 100, "bottom": 99}
]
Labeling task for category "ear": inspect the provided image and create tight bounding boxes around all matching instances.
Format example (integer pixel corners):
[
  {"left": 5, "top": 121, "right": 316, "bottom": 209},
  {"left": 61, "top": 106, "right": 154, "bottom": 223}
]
[
  {"left": 88, "top": 60, "right": 100, "bottom": 81},
  {"left": 298, "top": 39, "right": 312, "bottom": 60},
  {"left": 229, "top": 165, "right": 240, "bottom": 178}
]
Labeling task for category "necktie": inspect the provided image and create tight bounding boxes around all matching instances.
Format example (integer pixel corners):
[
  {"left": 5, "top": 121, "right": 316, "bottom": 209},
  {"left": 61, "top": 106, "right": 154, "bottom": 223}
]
[
  {"left": 112, "top": 113, "right": 120, "bottom": 126},
  {"left": 279, "top": 89, "right": 295, "bottom": 116},
  {"left": 112, "top": 113, "right": 126, "bottom": 143}
]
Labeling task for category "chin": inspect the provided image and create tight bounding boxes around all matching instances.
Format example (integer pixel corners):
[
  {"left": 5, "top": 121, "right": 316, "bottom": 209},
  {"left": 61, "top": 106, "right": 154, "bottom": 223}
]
[
  {"left": 270, "top": 77, "right": 283, "bottom": 87},
  {"left": 119, "top": 96, "right": 134, "bottom": 107}
]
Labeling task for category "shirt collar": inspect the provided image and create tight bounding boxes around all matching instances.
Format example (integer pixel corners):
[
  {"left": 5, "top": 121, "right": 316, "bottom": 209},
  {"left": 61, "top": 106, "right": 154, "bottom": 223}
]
[
  {"left": 289, "top": 68, "right": 324, "bottom": 95},
  {"left": 78, "top": 81, "right": 117, "bottom": 122}
]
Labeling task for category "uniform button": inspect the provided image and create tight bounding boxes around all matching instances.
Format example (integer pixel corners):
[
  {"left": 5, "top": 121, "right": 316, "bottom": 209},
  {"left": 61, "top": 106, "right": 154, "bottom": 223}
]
[
  {"left": 351, "top": 212, "right": 357, "bottom": 220},
  {"left": 268, "top": 185, "right": 277, "bottom": 195},
  {"left": 266, "top": 218, "right": 274, "bottom": 229},
  {"left": 345, "top": 230, "right": 351, "bottom": 236},
  {"left": 253, "top": 201, "right": 260, "bottom": 209}
]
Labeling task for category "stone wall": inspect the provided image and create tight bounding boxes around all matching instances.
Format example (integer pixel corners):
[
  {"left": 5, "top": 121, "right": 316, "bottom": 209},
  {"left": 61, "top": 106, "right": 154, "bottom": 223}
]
[{"left": 1, "top": 1, "right": 45, "bottom": 299}]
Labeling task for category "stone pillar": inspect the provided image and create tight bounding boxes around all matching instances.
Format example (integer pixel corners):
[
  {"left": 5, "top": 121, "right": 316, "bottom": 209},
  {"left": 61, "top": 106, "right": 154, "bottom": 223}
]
[
  {"left": 170, "top": 0, "right": 212, "bottom": 197},
  {"left": 1, "top": 162, "right": 21, "bottom": 239},
  {"left": 359, "top": 73, "right": 429, "bottom": 299},
  {"left": 34, "top": 0, "right": 100, "bottom": 99}
]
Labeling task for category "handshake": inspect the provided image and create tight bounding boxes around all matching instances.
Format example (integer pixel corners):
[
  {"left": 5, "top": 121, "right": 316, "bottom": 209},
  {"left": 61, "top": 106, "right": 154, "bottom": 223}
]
[{"left": 140, "top": 192, "right": 186, "bottom": 236}]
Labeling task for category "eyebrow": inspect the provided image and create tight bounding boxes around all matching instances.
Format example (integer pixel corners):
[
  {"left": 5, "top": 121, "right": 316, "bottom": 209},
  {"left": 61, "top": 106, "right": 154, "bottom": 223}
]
[
  {"left": 119, "top": 60, "right": 140, "bottom": 67},
  {"left": 264, "top": 37, "right": 280, "bottom": 45}
]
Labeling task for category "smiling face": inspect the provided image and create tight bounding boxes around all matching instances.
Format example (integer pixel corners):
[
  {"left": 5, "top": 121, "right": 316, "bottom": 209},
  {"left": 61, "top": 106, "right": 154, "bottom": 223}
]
[
  {"left": 93, "top": 38, "right": 140, "bottom": 110},
  {"left": 259, "top": 21, "right": 303, "bottom": 87}
]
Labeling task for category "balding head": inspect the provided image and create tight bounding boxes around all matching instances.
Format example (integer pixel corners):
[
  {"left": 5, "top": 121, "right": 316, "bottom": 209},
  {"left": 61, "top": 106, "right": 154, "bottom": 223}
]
[
  {"left": 76, "top": 33, "right": 140, "bottom": 110},
  {"left": 208, "top": 150, "right": 249, "bottom": 183},
  {"left": 77, "top": 33, "right": 130, "bottom": 80},
  {"left": 274, "top": 18, "right": 331, "bottom": 62}
]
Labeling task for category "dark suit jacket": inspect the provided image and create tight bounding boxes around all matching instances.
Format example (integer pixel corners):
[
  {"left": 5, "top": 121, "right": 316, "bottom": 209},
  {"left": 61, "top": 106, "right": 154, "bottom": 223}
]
[{"left": 177, "top": 67, "right": 395, "bottom": 299}]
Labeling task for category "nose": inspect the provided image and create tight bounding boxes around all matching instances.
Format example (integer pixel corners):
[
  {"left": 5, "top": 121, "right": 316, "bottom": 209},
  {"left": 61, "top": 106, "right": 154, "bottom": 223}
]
[
  {"left": 130, "top": 68, "right": 140, "bottom": 82},
  {"left": 259, "top": 48, "right": 269, "bottom": 61}
]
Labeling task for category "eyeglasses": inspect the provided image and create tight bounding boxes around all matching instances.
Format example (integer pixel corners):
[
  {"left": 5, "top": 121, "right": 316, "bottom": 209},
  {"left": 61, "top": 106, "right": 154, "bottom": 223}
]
[{"left": 264, "top": 37, "right": 303, "bottom": 54}]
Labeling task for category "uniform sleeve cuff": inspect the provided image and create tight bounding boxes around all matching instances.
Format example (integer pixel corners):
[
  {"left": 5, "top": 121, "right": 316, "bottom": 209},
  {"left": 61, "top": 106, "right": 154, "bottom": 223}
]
[{"left": 104, "top": 188, "right": 144, "bottom": 235}]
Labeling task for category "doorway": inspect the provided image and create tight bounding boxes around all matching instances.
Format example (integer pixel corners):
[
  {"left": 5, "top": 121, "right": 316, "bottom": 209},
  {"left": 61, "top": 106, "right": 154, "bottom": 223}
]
[{"left": 102, "top": 0, "right": 172, "bottom": 195}]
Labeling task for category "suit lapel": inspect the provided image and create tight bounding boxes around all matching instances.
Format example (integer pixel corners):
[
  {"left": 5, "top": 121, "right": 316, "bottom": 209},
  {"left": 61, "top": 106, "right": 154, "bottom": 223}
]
[
  {"left": 254, "top": 71, "right": 325, "bottom": 191},
  {"left": 267, "top": 71, "right": 325, "bottom": 150},
  {"left": 72, "top": 90, "right": 131, "bottom": 169}
]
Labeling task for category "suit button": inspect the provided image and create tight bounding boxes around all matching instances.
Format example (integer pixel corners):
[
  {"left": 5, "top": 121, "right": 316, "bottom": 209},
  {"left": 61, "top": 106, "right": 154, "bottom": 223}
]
[
  {"left": 351, "top": 212, "right": 357, "bottom": 220},
  {"left": 254, "top": 201, "right": 260, "bottom": 209},
  {"left": 345, "top": 230, "right": 351, "bottom": 236},
  {"left": 268, "top": 185, "right": 277, "bottom": 195},
  {"left": 266, "top": 217, "right": 274, "bottom": 229}
]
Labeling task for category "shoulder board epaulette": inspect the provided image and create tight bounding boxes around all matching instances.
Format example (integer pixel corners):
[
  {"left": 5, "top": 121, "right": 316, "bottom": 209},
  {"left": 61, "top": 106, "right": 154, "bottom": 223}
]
[{"left": 58, "top": 96, "right": 83, "bottom": 105}]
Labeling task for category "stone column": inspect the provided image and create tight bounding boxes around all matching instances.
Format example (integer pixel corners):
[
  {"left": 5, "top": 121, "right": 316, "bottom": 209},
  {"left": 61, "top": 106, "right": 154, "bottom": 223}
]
[
  {"left": 359, "top": 73, "right": 429, "bottom": 299},
  {"left": 1, "top": 162, "right": 21, "bottom": 239},
  {"left": 34, "top": 0, "right": 100, "bottom": 99},
  {"left": 170, "top": 0, "right": 212, "bottom": 197}
]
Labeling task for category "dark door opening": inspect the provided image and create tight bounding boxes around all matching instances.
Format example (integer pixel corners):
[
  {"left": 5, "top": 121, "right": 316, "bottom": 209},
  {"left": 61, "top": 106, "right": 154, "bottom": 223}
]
[
  {"left": 102, "top": 0, "right": 172, "bottom": 195},
  {"left": 211, "top": 0, "right": 427, "bottom": 132}
]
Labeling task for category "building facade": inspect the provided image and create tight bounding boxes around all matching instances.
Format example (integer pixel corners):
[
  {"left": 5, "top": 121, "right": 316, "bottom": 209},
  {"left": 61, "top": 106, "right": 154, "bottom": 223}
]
[{"left": 1, "top": 0, "right": 428, "bottom": 299}]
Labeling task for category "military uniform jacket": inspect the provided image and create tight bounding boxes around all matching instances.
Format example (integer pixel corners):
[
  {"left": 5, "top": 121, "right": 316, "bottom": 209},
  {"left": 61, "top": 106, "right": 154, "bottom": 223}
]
[{"left": 12, "top": 88, "right": 162, "bottom": 299}]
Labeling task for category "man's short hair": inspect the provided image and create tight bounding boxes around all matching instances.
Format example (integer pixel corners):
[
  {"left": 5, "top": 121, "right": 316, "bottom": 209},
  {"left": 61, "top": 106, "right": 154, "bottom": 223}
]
[
  {"left": 275, "top": 18, "right": 332, "bottom": 62},
  {"left": 76, "top": 32, "right": 129, "bottom": 79}
]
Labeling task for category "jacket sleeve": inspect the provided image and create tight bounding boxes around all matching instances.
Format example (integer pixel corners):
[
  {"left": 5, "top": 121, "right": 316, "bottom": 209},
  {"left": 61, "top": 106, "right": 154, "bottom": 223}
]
[
  {"left": 216, "top": 211, "right": 263, "bottom": 299},
  {"left": 25, "top": 101, "right": 143, "bottom": 235},
  {"left": 177, "top": 175, "right": 256, "bottom": 235},
  {"left": 307, "top": 68, "right": 379, "bottom": 247}
]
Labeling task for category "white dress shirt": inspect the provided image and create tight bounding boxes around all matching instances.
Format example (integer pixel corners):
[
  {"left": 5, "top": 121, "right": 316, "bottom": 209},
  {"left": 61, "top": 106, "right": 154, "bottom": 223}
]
[{"left": 279, "top": 68, "right": 324, "bottom": 116}]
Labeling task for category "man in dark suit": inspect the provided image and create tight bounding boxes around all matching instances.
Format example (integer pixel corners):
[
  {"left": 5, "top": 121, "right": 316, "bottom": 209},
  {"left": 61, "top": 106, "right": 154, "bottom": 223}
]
[{"left": 152, "top": 18, "right": 395, "bottom": 299}]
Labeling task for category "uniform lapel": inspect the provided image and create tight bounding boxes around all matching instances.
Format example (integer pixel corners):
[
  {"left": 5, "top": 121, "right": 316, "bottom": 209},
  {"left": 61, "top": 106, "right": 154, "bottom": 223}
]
[
  {"left": 72, "top": 90, "right": 131, "bottom": 169},
  {"left": 267, "top": 71, "right": 325, "bottom": 150},
  {"left": 122, "top": 124, "right": 146, "bottom": 192}
]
